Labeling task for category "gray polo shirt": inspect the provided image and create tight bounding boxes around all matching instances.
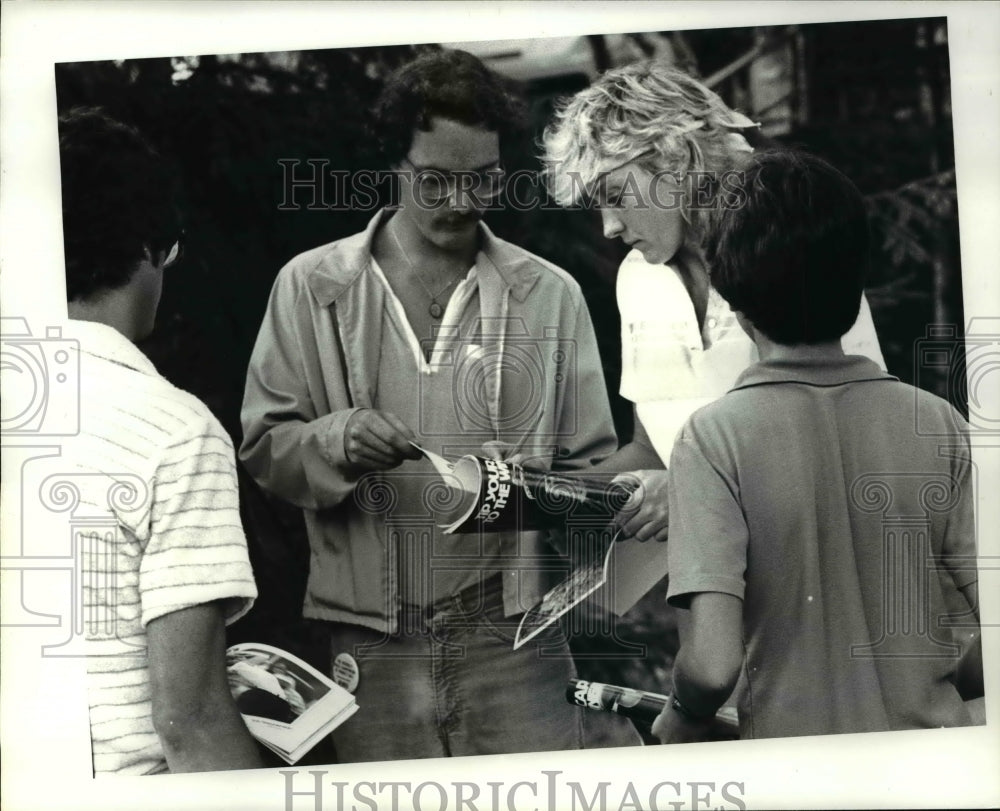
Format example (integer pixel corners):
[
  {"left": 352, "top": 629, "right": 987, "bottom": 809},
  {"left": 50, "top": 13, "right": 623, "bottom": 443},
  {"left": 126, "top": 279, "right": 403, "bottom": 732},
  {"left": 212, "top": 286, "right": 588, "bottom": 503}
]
[{"left": 666, "top": 355, "right": 977, "bottom": 738}]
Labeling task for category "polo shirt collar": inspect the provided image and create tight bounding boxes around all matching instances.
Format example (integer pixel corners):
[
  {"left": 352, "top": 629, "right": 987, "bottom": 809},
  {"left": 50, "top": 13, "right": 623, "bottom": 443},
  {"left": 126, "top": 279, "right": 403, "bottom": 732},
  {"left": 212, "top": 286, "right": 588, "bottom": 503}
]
[
  {"left": 731, "top": 354, "right": 898, "bottom": 392},
  {"left": 60, "top": 318, "right": 159, "bottom": 377}
]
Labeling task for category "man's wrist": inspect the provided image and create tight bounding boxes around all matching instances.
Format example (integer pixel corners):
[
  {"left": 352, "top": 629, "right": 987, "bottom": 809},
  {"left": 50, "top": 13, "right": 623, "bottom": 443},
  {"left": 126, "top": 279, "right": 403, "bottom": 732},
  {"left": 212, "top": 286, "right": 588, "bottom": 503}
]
[
  {"left": 669, "top": 683, "right": 717, "bottom": 723},
  {"left": 336, "top": 408, "right": 367, "bottom": 470}
]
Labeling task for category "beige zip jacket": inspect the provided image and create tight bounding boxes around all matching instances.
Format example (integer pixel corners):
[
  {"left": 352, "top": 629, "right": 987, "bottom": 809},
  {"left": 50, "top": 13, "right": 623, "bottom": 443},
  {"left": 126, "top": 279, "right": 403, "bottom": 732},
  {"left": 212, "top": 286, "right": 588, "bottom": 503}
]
[{"left": 240, "top": 210, "right": 618, "bottom": 632}]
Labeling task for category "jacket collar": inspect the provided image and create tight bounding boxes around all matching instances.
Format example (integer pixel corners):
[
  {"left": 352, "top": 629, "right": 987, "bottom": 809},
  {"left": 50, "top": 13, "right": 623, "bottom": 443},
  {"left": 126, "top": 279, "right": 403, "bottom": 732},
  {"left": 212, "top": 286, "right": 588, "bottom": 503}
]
[
  {"left": 731, "top": 354, "right": 898, "bottom": 392},
  {"left": 306, "top": 209, "right": 542, "bottom": 306}
]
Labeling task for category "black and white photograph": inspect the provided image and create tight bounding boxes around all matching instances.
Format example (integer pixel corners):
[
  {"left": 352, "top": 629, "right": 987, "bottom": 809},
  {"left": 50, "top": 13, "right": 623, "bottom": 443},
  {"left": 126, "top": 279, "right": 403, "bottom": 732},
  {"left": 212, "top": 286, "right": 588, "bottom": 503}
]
[
  {"left": 1, "top": 3, "right": 997, "bottom": 810},
  {"left": 226, "top": 642, "right": 358, "bottom": 764},
  {"left": 227, "top": 643, "right": 332, "bottom": 724}
]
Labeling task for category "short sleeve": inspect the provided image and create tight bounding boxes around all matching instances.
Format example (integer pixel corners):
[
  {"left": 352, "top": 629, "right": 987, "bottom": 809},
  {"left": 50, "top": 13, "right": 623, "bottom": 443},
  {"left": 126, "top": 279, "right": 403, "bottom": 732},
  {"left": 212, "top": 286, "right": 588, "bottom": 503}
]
[
  {"left": 939, "top": 430, "right": 978, "bottom": 591},
  {"left": 617, "top": 252, "right": 702, "bottom": 402},
  {"left": 139, "top": 414, "right": 257, "bottom": 627},
  {"left": 665, "top": 421, "right": 749, "bottom": 607}
]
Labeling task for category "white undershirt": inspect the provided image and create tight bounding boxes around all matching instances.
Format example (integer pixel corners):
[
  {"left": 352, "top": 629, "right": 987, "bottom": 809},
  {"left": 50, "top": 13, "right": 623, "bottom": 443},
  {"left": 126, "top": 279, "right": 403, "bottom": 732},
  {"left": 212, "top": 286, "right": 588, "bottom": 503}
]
[{"left": 369, "top": 257, "right": 479, "bottom": 374}]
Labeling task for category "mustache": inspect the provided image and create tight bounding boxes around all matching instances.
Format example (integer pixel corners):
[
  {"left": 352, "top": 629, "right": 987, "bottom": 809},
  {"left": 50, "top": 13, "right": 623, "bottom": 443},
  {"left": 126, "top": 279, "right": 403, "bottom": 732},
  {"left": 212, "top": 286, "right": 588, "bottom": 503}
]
[{"left": 437, "top": 213, "right": 482, "bottom": 226}]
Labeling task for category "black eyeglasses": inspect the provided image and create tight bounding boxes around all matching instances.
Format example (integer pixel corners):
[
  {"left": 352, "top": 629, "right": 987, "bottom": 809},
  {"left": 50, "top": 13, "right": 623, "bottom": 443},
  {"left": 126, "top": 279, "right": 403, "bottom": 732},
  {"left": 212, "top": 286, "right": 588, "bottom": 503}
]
[{"left": 399, "top": 156, "right": 506, "bottom": 203}]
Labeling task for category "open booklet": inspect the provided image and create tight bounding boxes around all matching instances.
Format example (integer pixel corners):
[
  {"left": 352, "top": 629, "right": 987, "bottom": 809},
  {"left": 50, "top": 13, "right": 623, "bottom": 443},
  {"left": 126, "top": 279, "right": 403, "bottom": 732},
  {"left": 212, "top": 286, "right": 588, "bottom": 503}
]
[{"left": 226, "top": 642, "right": 358, "bottom": 764}]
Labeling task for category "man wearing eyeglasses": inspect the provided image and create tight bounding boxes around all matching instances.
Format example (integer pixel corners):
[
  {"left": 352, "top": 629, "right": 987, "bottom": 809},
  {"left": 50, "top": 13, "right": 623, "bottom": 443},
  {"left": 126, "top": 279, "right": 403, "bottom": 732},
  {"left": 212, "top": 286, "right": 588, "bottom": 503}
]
[
  {"left": 240, "top": 49, "right": 633, "bottom": 761},
  {"left": 55, "top": 108, "right": 261, "bottom": 774}
]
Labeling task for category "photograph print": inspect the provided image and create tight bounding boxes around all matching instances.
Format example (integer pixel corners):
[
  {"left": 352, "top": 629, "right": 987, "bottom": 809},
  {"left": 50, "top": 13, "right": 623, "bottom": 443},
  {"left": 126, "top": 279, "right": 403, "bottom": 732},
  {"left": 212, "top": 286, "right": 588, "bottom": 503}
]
[{"left": 23, "top": 10, "right": 990, "bottom": 786}]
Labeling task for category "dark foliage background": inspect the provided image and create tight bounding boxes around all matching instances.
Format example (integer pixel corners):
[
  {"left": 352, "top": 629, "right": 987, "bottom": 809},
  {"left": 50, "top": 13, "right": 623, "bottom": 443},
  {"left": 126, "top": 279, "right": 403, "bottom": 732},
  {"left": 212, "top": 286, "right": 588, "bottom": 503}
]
[{"left": 54, "top": 18, "right": 964, "bottom": 757}]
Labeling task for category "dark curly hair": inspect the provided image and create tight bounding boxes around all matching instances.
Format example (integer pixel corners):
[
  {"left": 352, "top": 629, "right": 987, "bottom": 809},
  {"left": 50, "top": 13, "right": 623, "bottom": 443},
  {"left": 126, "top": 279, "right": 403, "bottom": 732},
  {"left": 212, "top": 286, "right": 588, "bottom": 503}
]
[
  {"left": 58, "top": 107, "right": 181, "bottom": 302},
  {"left": 370, "top": 49, "right": 527, "bottom": 167},
  {"left": 706, "top": 149, "right": 869, "bottom": 345}
]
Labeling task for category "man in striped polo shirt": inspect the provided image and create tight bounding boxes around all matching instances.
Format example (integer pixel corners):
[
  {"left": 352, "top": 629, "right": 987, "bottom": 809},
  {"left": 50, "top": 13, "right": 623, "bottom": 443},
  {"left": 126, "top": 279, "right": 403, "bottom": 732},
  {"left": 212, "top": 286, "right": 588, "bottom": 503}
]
[{"left": 58, "top": 109, "right": 261, "bottom": 774}]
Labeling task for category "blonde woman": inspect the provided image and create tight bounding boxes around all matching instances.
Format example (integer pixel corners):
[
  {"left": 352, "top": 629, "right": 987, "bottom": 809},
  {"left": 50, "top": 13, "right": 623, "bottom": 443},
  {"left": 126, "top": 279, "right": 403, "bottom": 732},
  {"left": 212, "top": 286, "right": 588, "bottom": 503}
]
[{"left": 542, "top": 62, "right": 885, "bottom": 541}]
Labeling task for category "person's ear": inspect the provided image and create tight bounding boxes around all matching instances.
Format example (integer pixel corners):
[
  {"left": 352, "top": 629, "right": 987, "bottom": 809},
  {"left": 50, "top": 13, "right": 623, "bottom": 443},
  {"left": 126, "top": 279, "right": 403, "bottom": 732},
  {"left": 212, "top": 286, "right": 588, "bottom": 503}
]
[
  {"left": 141, "top": 244, "right": 167, "bottom": 269},
  {"left": 734, "top": 311, "right": 755, "bottom": 340}
]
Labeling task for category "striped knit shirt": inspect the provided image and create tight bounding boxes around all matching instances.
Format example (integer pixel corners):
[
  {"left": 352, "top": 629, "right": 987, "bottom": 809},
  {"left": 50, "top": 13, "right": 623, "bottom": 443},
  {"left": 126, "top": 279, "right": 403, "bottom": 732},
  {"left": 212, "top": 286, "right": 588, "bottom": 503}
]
[{"left": 59, "top": 320, "right": 257, "bottom": 775}]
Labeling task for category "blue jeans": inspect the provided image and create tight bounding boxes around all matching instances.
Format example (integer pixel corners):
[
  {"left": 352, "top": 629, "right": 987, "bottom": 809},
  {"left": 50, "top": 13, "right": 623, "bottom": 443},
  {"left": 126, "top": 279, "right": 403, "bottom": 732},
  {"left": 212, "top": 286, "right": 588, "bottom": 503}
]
[{"left": 327, "top": 573, "right": 606, "bottom": 761}]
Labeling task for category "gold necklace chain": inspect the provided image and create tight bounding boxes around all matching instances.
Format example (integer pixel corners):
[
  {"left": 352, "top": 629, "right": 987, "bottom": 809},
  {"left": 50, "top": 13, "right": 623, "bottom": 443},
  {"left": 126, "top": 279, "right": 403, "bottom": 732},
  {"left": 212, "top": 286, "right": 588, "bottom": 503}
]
[{"left": 388, "top": 219, "right": 460, "bottom": 319}]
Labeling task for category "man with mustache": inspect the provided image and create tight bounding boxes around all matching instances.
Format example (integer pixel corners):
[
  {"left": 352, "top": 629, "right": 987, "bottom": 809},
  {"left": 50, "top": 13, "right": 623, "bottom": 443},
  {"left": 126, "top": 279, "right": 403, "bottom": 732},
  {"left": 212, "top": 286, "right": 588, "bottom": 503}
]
[{"left": 240, "top": 49, "right": 632, "bottom": 761}]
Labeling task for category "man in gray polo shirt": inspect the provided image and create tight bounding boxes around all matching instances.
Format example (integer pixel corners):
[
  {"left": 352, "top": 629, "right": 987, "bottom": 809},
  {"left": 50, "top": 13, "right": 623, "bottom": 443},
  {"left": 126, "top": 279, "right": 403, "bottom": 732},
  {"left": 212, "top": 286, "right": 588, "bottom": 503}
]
[{"left": 652, "top": 150, "right": 981, "bottom": 743}]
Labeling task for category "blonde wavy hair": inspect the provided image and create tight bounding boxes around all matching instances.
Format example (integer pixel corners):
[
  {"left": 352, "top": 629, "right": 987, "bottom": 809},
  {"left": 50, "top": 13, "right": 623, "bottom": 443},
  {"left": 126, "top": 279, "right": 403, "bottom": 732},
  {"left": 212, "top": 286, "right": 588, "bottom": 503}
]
[{"left": 541, "top": 60, "right": 758, "bottom": 243}]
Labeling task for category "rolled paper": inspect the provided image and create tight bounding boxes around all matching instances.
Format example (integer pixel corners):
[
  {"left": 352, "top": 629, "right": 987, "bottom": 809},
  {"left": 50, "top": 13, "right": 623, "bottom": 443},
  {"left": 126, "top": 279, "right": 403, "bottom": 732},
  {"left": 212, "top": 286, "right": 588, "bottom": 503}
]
[{"left": 436, "top": 456, "right": 636, "bottom": 534}]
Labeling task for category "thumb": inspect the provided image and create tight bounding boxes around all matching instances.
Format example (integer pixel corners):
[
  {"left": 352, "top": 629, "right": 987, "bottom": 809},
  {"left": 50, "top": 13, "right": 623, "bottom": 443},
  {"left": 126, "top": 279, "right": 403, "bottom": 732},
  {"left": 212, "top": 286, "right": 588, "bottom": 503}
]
[{"left": 481, "top": 440, "right": 514, "bottom": 461}]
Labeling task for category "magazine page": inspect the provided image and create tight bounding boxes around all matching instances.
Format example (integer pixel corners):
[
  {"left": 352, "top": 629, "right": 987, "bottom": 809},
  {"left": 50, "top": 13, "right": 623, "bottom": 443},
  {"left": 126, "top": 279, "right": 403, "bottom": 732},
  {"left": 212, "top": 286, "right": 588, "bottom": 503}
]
[{"left": 226, "top": 642, "right": 358, "bottom": 757}]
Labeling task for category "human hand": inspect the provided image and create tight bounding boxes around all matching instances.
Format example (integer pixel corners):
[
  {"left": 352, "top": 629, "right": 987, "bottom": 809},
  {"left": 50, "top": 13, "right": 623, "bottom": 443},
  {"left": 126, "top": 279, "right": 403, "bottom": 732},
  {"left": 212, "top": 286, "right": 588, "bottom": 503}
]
[
  {"left": 650, "top": 700, "right": 714, "bottom": 744},
  {"left": 480, "top": 440, "right": 527, "bottom": 468},
  {"left": 612, "top": 469, "right": 669, "bottom": 542},
  {"left": 343, "top": 409, "right": 422, "bottom": 472}
]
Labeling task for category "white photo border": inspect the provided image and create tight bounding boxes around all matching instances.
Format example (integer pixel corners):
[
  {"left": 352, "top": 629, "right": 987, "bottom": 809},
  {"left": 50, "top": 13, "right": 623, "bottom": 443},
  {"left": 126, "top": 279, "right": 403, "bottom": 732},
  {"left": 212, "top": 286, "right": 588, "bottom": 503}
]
[{"left": 1, "top": 3, "right": 997, "bottom": 810}]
